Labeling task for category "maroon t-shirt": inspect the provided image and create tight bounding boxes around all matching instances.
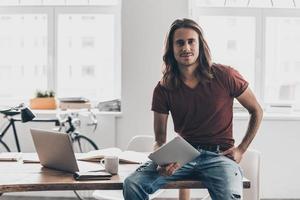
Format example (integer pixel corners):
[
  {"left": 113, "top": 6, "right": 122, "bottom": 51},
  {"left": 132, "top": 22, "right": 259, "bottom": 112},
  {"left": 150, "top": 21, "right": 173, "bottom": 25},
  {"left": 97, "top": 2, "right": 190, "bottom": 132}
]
[{"left": 151, "top": 64, "right": 248, "bottom": 147}]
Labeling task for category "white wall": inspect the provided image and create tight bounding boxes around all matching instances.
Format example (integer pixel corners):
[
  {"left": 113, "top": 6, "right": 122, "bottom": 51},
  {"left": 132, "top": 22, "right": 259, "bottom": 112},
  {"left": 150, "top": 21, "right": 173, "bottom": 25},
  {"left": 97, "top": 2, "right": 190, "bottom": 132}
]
[{"left": 116, "top": 0, "right": 188, "bottom": 149}]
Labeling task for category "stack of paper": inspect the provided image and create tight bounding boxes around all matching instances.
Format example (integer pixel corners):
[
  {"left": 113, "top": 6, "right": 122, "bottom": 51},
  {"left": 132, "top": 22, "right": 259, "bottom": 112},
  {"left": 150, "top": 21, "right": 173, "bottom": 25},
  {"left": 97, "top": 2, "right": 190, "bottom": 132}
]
[
  {"left": 22, "top": 153, "right": 40, "bottom": 163},
  {"left": 77, "top": 147, "right": 150, "bottom": 164},
  {"left": 0, "top": 152, "right": 22, "bottom": 161}
]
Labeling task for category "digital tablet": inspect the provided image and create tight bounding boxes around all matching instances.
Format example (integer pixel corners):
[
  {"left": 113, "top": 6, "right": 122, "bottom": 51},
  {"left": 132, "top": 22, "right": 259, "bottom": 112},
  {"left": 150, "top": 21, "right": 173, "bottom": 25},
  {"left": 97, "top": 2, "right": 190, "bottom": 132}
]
[{"left": 148, "top": 136, "right": 200, "bottom": 167}]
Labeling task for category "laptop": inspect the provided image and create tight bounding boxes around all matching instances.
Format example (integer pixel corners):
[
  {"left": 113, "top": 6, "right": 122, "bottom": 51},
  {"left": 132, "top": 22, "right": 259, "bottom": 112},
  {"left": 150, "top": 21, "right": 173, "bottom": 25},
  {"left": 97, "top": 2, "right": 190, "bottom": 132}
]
[{"left": 30, "top": 128, "right": 102, "bottom": 174}]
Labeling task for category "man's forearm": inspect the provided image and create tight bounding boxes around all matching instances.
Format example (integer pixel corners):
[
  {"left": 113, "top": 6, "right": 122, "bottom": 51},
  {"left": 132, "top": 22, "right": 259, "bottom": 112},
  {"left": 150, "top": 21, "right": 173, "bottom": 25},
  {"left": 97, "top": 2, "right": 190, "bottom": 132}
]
[
  {"left": 238, "top": 108, "right": 263, "bottom": 153},
  {"left": 153, "top": 142, "right": 164, "bottom": 151},
  {"left": 153, "top": 112, "right": 168, "bottom": 151},
  {"left": 154, "top": 131, "right": 166, "bottom": 151},
  {"left": 153, "top": 135, "right": 166, "bottom": 150}
]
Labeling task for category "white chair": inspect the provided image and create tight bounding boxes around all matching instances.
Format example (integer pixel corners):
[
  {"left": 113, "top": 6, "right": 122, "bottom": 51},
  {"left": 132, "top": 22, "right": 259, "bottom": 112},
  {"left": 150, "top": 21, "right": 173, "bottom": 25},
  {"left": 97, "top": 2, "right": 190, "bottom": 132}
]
[
  {"left": 126, "top": 135, "right": 155, "bottom": 152},
  {"left": 240, "top": 149, "right": 261, "bottom": 200},
  {"left": 93, "top": 135, "right": 164, "bottom": 200}
]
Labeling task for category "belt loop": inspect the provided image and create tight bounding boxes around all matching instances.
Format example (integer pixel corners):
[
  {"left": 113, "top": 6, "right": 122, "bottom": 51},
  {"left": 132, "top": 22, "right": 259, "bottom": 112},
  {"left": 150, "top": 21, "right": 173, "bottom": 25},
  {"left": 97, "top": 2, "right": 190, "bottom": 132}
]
[{"left": 216, "top": 145, "right": 220, "bottom": 153}]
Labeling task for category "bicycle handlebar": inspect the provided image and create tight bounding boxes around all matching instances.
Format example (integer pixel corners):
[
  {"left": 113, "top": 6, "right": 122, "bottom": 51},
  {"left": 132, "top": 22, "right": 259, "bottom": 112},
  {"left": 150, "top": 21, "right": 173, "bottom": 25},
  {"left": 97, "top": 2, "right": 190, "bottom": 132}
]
[{"left": 56, "top": 110, "right": 98, "bottom": 133}]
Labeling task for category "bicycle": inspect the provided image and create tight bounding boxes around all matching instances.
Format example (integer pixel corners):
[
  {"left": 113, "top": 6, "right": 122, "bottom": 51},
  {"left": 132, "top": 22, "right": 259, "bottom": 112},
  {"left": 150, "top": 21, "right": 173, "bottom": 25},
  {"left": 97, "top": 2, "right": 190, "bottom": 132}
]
[
  {"left": 0, "top": 105, "right": 58, "bottom": 152},
  {"left": 0, "top": 107, "right": 99, "bottom": 153},
  {"left": 55, "top": 110, "right": 99, "bottom": 153}
]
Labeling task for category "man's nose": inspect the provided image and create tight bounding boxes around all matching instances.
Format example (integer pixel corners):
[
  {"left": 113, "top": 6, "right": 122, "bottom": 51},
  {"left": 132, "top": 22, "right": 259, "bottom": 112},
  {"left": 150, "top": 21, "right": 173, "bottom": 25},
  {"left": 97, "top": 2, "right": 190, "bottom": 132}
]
[{"left": 182, "top": 42, "right": 190, "bottom": 51}]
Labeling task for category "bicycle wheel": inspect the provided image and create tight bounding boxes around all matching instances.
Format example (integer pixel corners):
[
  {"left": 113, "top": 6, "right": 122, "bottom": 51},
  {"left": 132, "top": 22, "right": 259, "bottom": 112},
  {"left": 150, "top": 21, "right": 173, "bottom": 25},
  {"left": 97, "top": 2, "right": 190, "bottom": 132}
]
[
  {"left": 0, "top": 140, "right": 10, "bottom": 152},
  {"left": 73, "top": 134, "right": 98, "bottom": 153}
]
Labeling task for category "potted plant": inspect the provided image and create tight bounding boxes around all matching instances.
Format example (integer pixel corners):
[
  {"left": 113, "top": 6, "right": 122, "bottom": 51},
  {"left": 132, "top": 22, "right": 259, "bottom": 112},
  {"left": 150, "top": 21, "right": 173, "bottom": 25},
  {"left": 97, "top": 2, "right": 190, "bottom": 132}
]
[{"left": 29, "top": 90, "right": 57, "bottom": 110}]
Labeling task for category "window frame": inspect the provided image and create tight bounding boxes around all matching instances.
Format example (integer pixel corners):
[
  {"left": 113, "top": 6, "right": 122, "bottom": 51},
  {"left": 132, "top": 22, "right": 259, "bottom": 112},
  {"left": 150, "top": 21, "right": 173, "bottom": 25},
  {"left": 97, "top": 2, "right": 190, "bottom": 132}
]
[
  {"left": 262, "top": 8, "right": 300, "bottom": 106},
  {"left": 0, "top": 6, "right": 53, "bottom": 105},
  {"left": 189, "top": 4, "right": 300, "bottom": 110},
  {"left": 53, "top": 6, "right": 121, "bottom": 101},
  {"left": 0, "top": 3, "right": 121, "bottom": 106}
]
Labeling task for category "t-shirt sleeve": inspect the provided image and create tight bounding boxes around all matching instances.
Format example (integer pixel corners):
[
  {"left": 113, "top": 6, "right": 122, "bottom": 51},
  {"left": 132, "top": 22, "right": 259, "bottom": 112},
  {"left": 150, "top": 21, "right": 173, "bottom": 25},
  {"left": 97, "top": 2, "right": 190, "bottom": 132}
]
[
  {"left": 227, "top": 67, "right": 249, "bottom": 97},
  {"left": 151, "top": 83, "right": 170, "bottom": 114}
]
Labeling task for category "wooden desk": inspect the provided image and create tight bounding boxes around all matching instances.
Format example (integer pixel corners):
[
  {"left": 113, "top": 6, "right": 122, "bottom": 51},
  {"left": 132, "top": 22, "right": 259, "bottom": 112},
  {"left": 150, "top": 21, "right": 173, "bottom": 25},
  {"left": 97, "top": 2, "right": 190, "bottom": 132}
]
[{"left": 0, "top": 154, "right": 250, "bottom": 194}]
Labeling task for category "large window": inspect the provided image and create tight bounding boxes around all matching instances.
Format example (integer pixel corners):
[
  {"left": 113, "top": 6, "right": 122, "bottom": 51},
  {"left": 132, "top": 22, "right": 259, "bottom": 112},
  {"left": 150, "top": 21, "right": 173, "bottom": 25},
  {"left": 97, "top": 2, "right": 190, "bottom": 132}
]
[
  {"left": 0, "top": 12, "right": 48, "bottom": 101},
  {"left": 0, "top": 3, "right": 121, "bottom": 105},
  {"left": 265, "top": 16, "right": 300, "bottom": 105},
  {"left": 57, "top": 12, "right": 117, "bottom": 101},
  {"left": 190, "top": 4, "right": 300, "bottom": 110},
  {"left": 198, "top": 15, "right": 255, "bottom": 87}
]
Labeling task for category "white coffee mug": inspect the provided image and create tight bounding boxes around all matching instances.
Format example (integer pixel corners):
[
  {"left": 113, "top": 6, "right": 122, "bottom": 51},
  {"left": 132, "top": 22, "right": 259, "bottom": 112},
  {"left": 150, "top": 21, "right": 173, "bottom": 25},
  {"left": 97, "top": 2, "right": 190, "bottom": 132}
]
[{"left": 100, "top": 156, "right": 119, "bottom": 175}]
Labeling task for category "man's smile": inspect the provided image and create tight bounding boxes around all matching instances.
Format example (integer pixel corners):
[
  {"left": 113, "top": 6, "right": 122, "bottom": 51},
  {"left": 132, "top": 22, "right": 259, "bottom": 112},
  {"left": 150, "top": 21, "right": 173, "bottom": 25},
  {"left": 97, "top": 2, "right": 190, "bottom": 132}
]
[{"left": 180, "top": 53, "right": 193, "bottom": 57}]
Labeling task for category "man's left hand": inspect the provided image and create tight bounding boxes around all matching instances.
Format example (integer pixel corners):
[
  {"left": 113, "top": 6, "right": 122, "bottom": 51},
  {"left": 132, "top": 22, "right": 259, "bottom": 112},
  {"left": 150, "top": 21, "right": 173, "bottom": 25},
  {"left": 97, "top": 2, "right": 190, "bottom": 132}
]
[{"left": 221, "top": 146, "right": 244, "bottom": 163}]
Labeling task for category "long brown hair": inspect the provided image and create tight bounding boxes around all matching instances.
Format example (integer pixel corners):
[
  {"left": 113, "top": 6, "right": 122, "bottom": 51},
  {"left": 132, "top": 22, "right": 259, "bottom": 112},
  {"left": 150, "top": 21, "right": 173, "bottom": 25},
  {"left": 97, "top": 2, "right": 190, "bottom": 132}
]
[{"left": 162, "top": 18, "right": 213, "bottom": 90}]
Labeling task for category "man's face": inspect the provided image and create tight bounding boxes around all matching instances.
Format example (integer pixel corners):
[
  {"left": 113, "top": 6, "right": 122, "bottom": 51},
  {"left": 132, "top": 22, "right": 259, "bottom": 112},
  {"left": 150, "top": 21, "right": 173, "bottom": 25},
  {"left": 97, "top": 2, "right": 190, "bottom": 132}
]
[{"left": 173, "top": 28, "right": 199, "bottom": 68}]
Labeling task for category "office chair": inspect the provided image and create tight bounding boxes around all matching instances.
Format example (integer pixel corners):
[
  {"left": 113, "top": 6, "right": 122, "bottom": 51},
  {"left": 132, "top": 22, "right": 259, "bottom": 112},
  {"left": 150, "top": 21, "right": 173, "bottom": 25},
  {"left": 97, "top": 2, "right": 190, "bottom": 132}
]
[{"left": 240, "top": 149, "right": 261, "bottom": 200}]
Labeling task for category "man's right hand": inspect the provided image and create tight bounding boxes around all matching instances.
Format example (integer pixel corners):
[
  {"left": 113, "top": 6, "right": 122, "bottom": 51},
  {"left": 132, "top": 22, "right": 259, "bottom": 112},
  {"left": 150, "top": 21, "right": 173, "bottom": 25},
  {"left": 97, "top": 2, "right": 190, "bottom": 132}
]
[{"left": 157, "top": 162, "right": 180, "bottom": 176}]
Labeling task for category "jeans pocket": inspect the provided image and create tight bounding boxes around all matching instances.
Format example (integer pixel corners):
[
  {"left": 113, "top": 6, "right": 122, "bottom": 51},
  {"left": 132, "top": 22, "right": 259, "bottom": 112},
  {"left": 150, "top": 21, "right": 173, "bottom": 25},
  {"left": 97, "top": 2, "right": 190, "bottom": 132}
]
[
  {"left": 136, "top": 161, "right": 157, "bottom": 172},
  {"left": 222, "top": 153, "right": 236, "bottom": 162},
  {"left": 221, "top": 154, "right": 239, "bottom": 166}
]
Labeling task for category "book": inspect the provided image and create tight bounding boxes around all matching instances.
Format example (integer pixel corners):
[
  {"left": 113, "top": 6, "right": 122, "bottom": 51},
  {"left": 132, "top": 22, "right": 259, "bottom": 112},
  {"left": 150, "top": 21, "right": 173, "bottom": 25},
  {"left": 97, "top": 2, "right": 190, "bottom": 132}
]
[
  {"left": 59, "top": 102, "right": 91, "bottom": 110},
  {"left": 0, "top": 152, "right": 22, "bottom": 161},
  {"left": 59, "top": 97, "right": 90, "bottom": 103},
  {"left": 77, "top": 147, "right": 150, "bottom": 164}
]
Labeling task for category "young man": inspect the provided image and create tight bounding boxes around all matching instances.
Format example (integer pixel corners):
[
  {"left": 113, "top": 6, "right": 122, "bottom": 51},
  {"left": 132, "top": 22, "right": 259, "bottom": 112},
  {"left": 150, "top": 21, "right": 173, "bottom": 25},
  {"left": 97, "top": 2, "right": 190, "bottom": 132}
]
[{"left": 123, "top": 18, "right": 263, "bottom": 200}]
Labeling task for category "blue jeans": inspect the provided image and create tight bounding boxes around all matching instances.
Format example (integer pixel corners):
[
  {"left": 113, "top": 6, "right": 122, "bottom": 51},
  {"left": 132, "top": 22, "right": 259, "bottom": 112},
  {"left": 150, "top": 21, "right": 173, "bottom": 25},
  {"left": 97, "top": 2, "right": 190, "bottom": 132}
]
[{"left": 123, "top": 150, "right": 243, "bottom": 200}]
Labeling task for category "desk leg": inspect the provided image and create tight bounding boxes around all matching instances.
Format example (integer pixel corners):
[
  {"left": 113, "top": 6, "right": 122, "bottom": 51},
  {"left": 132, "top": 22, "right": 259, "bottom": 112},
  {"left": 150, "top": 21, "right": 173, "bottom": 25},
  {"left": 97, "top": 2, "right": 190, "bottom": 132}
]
[{"left": 179, "top": 189, "right": 190, "bottom": 200}]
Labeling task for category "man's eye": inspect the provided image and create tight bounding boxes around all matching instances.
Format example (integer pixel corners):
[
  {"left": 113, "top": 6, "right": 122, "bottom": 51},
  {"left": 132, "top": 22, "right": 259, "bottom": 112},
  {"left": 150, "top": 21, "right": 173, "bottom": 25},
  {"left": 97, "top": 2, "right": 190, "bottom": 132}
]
[
  {"left": 188, "top": 40, "right": 195, "bottom": 45},
  {"left": 176, "top": 41, "right": 184, "bottom": 46}
]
